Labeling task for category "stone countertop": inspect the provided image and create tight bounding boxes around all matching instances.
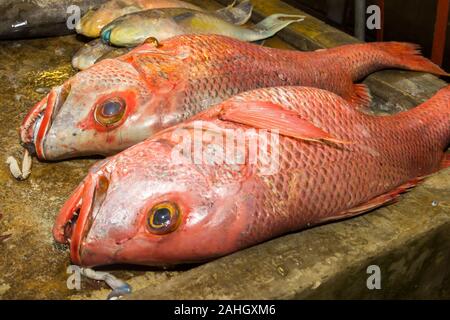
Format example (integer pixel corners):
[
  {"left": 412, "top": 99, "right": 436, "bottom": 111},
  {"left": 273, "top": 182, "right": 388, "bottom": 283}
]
[{"left": 0, "top": 0, "right": 448, "bottom": 300}]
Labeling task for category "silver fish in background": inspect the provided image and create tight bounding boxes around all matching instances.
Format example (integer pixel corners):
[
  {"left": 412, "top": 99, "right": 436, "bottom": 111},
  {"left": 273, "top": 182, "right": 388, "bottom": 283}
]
[
  {"left": 72, "top": 39, "right": 131, "bottom": 70},
  {"left": 101, "top": 8, "right": 304, "bottom": 47},
  {"left": 72, "top": 0, "right": 253, "bottom": 69},
  {"left": 76, "top": 0, "right": 253, "bottom": 38},
  {"left": 0, "top": 0, "right": 107, "bottom": 39}
]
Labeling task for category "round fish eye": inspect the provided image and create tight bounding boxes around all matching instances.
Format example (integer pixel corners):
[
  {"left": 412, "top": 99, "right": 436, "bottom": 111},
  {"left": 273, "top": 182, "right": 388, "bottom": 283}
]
[
  {"left": 94, "top": 97, "right": 126, "bottom": 127},
  {"left": 147, "top": 202, "right": 181, "bottom": 235}
]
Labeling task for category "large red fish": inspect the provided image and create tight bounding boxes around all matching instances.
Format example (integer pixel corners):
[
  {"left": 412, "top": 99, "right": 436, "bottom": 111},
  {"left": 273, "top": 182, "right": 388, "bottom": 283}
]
[
  {"left": 53, "top": 85, "right": 450, "bottom": 267},
  {"left": 20, "top": 35, "right": 447, "bottom": 160}
]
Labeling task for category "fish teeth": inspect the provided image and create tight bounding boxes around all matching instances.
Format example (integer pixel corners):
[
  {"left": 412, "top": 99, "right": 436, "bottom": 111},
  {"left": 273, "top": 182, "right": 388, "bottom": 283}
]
[{"left": 32, "top": 114, "right": 43, "bottom": 143}]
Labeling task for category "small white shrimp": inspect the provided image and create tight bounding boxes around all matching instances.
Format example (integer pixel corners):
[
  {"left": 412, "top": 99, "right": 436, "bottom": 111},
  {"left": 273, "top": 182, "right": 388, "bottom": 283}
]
[{"left": 6, "top": 149, "right": 32, "bottom": 180}]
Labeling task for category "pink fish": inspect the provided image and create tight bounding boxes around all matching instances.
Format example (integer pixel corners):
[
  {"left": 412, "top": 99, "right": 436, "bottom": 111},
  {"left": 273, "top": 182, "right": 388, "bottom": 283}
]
[
  {"left": 53, "top": 85, "right": 450, "bottom": 267},
  {"left": 20, "top": 35, "right": 447, "bottom": 161}
]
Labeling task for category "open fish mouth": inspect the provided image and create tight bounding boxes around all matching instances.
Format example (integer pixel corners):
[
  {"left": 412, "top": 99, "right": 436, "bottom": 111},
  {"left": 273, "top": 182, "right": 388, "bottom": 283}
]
[
  {"left": 53, "top": 173, "right": 114, "bottom": 265},
  {"left": 19, "top": 84, "right": 70, "bottom": 160},
  {"left": 53, "top": 173, "right": 102, "bottom": 265}
]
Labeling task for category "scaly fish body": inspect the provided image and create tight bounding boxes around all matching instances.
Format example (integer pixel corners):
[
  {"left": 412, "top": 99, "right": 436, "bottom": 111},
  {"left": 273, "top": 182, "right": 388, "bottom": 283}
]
[
  {"left": 76, "top": 0, "right": 253, "bottom": 38},
  {"left": 75, "top": 4, "right": 255, "bottom": 69},
  {"left": 20, "top": 35, "right": 447, "bottom": 160},
  {"left": 53, "top": 86, "right": 450, "bottom": 267},
  {"left": 100, "top": 8, "right": 304, "bottom": 47}
]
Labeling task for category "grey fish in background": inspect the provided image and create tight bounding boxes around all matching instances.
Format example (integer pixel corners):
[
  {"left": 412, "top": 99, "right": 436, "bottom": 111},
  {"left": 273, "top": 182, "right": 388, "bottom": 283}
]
[
  {"left": 101, "top": 8, "right": 304, "bottom": 47},
  {"left": 95, "top": 46, "right": 132, "bottom": 62},
  {"left": 72, "top": 39, "right": 131, "bottom": 70},
  {"left": 0, "top": 0, "right": 107, "bottom": 39},
  {"left": 73, "top": 0, "right": 254, "bottom": 69},
  {"left": 76, "top": 0, "right": 253, "bottom": 38}
]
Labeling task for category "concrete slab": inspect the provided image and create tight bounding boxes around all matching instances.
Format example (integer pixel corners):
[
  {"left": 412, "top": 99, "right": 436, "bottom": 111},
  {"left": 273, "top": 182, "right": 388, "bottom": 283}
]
[
  {"left": 0, "top": 0, "right": 448, "bottom": 300},
  {"left": 0, "top": 1, "right": 297, "bottom": 300}
]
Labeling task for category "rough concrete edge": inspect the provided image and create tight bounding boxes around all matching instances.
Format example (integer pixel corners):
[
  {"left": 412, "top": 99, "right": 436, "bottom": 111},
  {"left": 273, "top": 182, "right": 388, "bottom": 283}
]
[
  {"left": 301, "top": 220, "right": 450, "bottom": 299},
  {"left": 66, "top": 0, "right": 449, "bottom": 300}
]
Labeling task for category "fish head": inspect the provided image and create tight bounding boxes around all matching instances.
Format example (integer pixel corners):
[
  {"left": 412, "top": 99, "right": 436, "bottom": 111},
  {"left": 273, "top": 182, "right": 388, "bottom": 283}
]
[
  {"left": 76, "top": 3, "right": 142, "bottom": 38},
  {"left": 53, "top": 137, "right": 255, "bottom": 267},
  {"left": 19, "top": 56, "right": 176, "bottom": 160},
  {"left": 101, "top": 10, "right": 182, "bottom": 47}
]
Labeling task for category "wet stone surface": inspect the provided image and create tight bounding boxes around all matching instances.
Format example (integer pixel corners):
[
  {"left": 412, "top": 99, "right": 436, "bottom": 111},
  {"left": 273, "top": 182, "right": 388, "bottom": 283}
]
[
  {"left": 0, "top": 34, "right": 448, "bottom": 300},
  {"left": 0, "top": 34, "right": 292, "bottom": 299},
  {"left": 0, "top": 35, "right": 176, "bottom": 299}
]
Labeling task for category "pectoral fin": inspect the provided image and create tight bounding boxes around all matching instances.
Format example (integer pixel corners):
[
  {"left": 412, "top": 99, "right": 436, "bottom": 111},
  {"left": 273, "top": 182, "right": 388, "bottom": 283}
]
[
  {"left": 219, "top": 100, "right": 348, "bottom": 144},
  {"left": 347, "top": 83, "right": 372, "bottom": 109}
]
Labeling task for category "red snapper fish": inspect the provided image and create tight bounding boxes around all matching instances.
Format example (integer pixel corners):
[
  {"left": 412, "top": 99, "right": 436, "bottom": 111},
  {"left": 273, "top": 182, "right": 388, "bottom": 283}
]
[
  {"left": 20, "top": 35, "right": 447, "bottom": 160},
  {"left": 53, "top": 85, "right": 450, "bottom": 267}
]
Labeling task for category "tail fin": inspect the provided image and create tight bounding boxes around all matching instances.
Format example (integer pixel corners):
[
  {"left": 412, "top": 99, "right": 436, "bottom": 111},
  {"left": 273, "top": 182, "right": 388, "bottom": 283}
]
[
  {"left": 215, "top": 0, "right": 254, "bottom": 26},
  {"left": 343, "top": 42, "right": 449, "bottom": 80},
  {"left": 376, "top": 42, "right": 448, "bottom": 76},
  {"left": 251, "top": 14, "right": 305, "bottom": 40}
]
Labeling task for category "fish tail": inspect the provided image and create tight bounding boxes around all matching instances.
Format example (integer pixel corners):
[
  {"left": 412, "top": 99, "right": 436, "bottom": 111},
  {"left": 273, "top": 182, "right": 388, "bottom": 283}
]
[
  {"left": 251, "top": 14, "right": 305, "bottom": 40},
  {"left": 374, "top": 42, "right": 448, "bottom": 76},
  {"left": 215, "top": 0, "right": 254, "bottom": 26},
  {"left": 340, "top": 42, "right": 449, "bottom": 80}
]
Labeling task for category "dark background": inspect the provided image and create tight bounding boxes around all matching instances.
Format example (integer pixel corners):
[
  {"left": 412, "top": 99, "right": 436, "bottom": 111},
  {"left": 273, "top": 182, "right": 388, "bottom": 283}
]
[{"left": 285, "top": 0, "right": 450, "bottom": 71}]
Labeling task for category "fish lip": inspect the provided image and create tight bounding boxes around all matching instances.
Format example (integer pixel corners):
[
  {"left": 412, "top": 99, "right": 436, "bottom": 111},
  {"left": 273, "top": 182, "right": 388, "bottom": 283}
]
[
  {"left": 53, "top": 173, "right": 98, "bottom": 265},
  {"left": 101, "top": 28, "right": 112, "bottom": 45},
  {"left": 19, "top": 95, "right": 48, "bottom": 158},
  {"left": 70, "top": 174, "right": 97, "bottom": 266},
  {"left": 20, "top": 84, "right": 70, "bottom": 160},
  {"left": 52, "top": 181, "right": 85, "bottom": 244}
]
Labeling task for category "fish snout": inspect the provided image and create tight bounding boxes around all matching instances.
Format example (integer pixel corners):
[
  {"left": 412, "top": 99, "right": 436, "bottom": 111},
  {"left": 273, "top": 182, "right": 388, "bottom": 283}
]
[
  {"left": 101, "top": 28, "right": 112, "bottom": 45},
  {"left": 19, "top": 84, "right": 70, "bottom": 160},
  {"left": 53, "top": 172, "right": 111, "bottom": 266}
]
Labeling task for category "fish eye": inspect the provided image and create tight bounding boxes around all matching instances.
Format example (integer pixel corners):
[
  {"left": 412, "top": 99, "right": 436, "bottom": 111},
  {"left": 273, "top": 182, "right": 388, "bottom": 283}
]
[
  {"left": 94, "top": 97, "right": 126, "bottom": 127},
  {"left": 147, "top": 202, "right": 181, "bottom": 235}
]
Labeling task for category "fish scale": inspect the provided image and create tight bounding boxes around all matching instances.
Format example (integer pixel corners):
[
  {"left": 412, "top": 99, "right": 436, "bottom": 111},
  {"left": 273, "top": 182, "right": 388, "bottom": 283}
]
[
  {"left": 21, "top": 34, "right": 447, "bottom": 160},
  {"left": 53, "top": 85, "right": 449, "bottom": 266},
  {"left": 212, "top": 87, "right": 449, "bottom": 245},
  {"left": 124, "top": 35, "right": 446, "bottom": 118}
]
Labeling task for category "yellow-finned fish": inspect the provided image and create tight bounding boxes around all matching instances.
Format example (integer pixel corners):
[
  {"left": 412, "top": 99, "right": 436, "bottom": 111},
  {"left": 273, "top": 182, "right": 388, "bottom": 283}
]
[
  {"left": 76, "top": 0, "right": 253, "bottom": 38},
  {"left": 101, "top": 8, "right": 304, "bottom": 47}
]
